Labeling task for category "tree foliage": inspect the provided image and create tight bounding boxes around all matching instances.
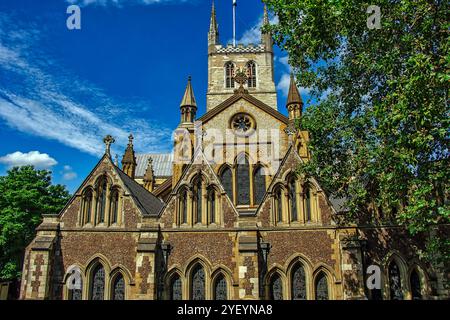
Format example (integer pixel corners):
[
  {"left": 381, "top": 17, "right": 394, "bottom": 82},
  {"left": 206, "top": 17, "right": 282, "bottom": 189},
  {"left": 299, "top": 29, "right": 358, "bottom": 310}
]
[
  {"left": 0, "top": 166, "right": 70, "bottom": 280},
  {"left": 264, "top": 0, "right": 449, "bottom": 262}
]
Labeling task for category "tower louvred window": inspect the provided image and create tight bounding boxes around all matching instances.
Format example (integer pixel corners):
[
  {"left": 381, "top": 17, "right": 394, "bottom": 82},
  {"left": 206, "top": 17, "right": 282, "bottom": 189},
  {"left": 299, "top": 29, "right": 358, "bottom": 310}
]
[
  {"left": 225, "top": 62, "right": 235, "bottom": 88},
  {"left": 246, "top": 61, "right": 256, "bottom": 88}
]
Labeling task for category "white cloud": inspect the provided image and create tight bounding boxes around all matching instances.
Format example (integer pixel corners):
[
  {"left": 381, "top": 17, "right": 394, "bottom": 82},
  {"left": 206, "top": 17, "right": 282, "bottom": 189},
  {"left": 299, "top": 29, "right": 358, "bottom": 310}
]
[
  {"left": 66, "top": 0, "right": 187, "bottom": 6},
  {"left": 236, "top": 13, "right": 278, "bottom": 45},
  {"left": 61, "top": 165, "right": 78, "bottom": 181},
  {"left": 0, "top": 151, "right": 58, "bottom": 169},
  {"left": 0, "top": 13, "right": 172, "bottom": 156},
  {"left": 277, "top": 73, "right": 309, "bottom": 98}
]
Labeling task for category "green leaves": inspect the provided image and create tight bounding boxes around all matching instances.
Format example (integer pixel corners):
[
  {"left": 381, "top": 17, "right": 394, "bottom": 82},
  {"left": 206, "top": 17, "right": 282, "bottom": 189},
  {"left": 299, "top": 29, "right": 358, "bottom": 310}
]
[
  {"left": 0, "top": 166, "right": 70, "bottom": 281},
  {"left": 265, "top": 0, "right": 449, "bottom": 262}
]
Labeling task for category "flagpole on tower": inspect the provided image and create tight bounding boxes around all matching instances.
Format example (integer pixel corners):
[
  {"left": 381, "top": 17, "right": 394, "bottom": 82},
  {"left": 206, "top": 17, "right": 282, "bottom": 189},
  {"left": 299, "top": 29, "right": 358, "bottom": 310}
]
[{"left": 232, "top": 0, "right": 237, "bottom": 46}]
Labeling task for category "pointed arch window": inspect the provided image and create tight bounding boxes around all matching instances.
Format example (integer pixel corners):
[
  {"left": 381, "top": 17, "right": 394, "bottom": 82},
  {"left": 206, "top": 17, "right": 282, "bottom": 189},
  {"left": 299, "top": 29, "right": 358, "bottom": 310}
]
[
  {"left": 236, "top": 155, "right": 250, "bottom": 205},
  {"left": 170, "top": 274, "right": 182, "bottom": 300},
  {"left": 289, "top": 178, "right": 298, "bottom": 222},
  {"left": 274, "top": 187, "right": 283, "bottom": 223},
  {"left": 315, "top": 272, "right": 329, "bottom": 300},
  {"left": 269, "top": 274, "right": 283, "bottom": 300},
  {"left": 191, "top": 264, "right": 205, "bottom": 300},
  {"left": 388, "top": 261, "right": 403, "bottom": 300},
  {"left": 253, "top": 166, "right": 266, "bottom": 205},
  {"left": 81, "top": 188, "right": 93, "bottom": 225},
  {"left": 220, "top": 167, "right": 233, "bottom": 200},
  {"left": 89, "top": 264, "right": 105, "bottom": 300},
  {"left": 410, "top": 269, "right": 422, "bottom": 300},
  {"left": 225, "top": 62, "right": 235, "bottom": 88},
  {"left": 194, "top": 177, "right": 203, "bottom": 224},
  {"left": 291, "top": 263, "right": 306, "bottom": 300},
  {"left": 96, "top": 177, "right": 107, "bottom": 224},
  {"left": 208, "top": 189, "right": 216, "bottom": 224},
  {"left": 246, "top": 61, "right": 257, "bottom": 88},
  {"left": 110, "top": 188, "right": 119, "bottom": 224},
  {"left": 112, "top": 274, "right": 125, "bottom": 300},
  {"left": 67, "top": 270, "right": 82, "bottom": 300},
  {"left": 304, "top": 184, "right": 312, "bottom": 222},
  {"left": 179, "top": 188, "right": 188, "bottom": 224},
  {"left": 214, "top": 274, "right": 228, "bottom": 300}
]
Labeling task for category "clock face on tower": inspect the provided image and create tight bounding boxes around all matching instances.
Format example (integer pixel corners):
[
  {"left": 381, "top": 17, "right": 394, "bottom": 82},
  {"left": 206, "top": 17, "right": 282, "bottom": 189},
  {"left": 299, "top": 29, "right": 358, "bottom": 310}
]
[{"left": 230, "top": 113, "right": 256, "bottom": 136}]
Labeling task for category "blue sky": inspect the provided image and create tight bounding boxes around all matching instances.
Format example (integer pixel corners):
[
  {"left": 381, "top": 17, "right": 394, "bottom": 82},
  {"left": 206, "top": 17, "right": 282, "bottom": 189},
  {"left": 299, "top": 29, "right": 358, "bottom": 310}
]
[{"left": 0, "top": 0, "right": 303, "bottom": 193}]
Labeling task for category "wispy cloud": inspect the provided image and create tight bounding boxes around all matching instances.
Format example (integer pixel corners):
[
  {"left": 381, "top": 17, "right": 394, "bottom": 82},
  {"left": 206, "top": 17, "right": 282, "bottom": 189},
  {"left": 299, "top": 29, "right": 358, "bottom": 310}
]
[
  {"left": 0, "top": 13, "right": 172, "bottom": 157},
  {"left": 0, "top": 151, "right": 58, "bottom": 169},
  {"left": 66, "top": 0, "right": 188, "bottom": 7},
  {"left": 234, "top": 12, "right": 278, "bottom": 45},
  {"left": 61, "top": 165, "right": 78, "bottom": 180}
]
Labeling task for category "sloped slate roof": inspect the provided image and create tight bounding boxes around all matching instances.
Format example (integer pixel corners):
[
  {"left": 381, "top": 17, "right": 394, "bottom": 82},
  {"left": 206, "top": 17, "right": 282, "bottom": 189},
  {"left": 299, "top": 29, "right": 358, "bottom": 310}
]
[
  {"left": 115, "top": 168, "right": 165, "bottom": 216},
  {"left": 135, "top": 153, "right": 173, "bottom": 177}
]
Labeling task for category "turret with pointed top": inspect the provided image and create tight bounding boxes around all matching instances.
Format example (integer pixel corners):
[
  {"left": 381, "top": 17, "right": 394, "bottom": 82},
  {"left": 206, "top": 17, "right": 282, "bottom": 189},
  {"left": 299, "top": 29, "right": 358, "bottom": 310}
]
[
  {"left": 143, "top": 157, "right": 155, "bottom": 192},
  {"left": 208, "top": 1, "right": 219, "bottom": 53},
  {"left": 121, "top": 134, "right": 137, "bottom": 179},
  {"left": 286, "top": 73, "right": 303, "bottom": 123},
  {"left": 180, "top": 76, "right": 197, "bottom": 124},
  {"left": 262, "top": 4, "right": 273, "bottom": 52}
]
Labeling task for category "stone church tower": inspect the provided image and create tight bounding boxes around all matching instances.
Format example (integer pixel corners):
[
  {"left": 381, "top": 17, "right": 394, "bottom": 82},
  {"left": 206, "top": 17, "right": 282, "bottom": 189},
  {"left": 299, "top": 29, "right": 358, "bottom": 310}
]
[
  {"left": 19, "top": 2, "right": 449, "bottom": 301},
  {"left": 206, "top": 4, "right": 277, "bottom": 110}
]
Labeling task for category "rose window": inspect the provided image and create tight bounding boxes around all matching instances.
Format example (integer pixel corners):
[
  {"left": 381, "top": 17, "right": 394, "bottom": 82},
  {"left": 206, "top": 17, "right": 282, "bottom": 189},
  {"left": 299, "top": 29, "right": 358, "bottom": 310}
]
[{"left": 231, "top": 113, "right": 255, "bottom": 135}]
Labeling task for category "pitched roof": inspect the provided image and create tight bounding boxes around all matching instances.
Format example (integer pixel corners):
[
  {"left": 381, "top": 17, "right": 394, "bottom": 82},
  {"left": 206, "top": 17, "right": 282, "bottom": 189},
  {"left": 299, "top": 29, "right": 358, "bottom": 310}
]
[
  {"left": 114, "top": 167, "right": 165, "bottom": 216},
  {"left": 287, "top": 73, "right": 303, "bottom": 106},
  {"left": 198, "top": 91, "right": 289, "bottom": 124},
  {"left": 135, "top": 153, "right": 173, "bottom": 177},
  {"left": 180, "top": 76, "right": 197, "bottom": 107}
]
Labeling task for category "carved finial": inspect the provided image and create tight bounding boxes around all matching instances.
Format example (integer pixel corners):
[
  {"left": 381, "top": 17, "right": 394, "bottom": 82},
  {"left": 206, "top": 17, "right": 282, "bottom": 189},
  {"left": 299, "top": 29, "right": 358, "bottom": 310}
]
[
  {"left": 114, "top": 154, "right": 119, "bottom": 166},
  {"left": 128, "top": 134, "right": 134, "bottom": 145},
  {"left": 103, "top": 135, "right": 115, "bottom": 157}
]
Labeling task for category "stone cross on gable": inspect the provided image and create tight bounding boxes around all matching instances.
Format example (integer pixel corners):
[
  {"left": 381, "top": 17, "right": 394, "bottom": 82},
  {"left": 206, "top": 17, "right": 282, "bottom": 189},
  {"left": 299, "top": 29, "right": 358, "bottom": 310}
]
[
  {"left": 103, "top": 135, "right": 115, "bottom": 157},
  {"left": 234, "top": 68, "right": 249, "bottom": 94}
]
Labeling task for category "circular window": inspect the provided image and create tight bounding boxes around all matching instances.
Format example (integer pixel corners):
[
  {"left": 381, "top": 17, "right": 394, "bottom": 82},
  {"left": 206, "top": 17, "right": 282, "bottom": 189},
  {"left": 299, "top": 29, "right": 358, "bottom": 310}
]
[{"left": 230, "top": 113, "right": 256, "bottom": 136}]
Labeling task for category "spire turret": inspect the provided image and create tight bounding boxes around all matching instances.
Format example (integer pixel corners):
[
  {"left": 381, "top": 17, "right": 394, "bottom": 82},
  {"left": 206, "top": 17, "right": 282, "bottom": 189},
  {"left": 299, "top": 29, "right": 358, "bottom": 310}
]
[
  {"left": 208, "top": 1, "right": 219, "bottom": 50},
  {"left": 180, "top": 76, "right": 197, "bottom": 124},
  {"left": 143, "top": 157, "right": 155, "bottom": 192},
  {"left": 121, "top": 134, "right": 137, "bottom": 179},
  {"left": 261, "top": 4, "right": 273, "bottom": 52},
  {"left": 286, "top": 73, "right": 303, "bottom": 123}
]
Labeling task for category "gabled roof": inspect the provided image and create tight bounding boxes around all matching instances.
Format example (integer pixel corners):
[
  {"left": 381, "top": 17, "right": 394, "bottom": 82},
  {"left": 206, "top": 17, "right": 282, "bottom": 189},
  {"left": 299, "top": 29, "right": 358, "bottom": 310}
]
[
  {"left": 113, "top": 166, "right": 165, "bottom": 216},
  {"left": 153, "top": 177, "right": 172, "bottom": 197},
  {"left": 198, "top": 91, "right": 289, "bottom": 124}
]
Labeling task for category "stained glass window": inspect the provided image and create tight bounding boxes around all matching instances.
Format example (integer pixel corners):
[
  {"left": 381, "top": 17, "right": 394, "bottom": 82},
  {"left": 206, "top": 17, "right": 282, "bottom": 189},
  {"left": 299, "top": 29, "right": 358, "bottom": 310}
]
[
  {"left": 388, "top": 261, "right": 403, "bottom": 300},
  {"left": 110, "top": 189, "right": 119, "bottom": 224},
  {"left": 179, "top": 189, "right": 187, "bottom": 224},
  {"left": 97, "top": 177, "right": 107, "bottom": 224},
  {"left": 225, "top": 62, "right": 235, "bottom": 88},
  {"left": 270, "top": 274, "right": 283, "bottom": 300},
  {"left": 82, "top": 189, "right": 92, "bottom": 225},
  {"left": 90, "top": 264, "right": 105, "bottom": 300},
  {"left": 315, "top": 272, "right": 329, "bottom": 300},
  {"left": 289, "top": 179, "right": 298, "bottom": 221},
  {"left": 275, "top": 188, "right": 283, "bottom": 222},
  {"left": 195, "top": 178, "right": 202, "bottom": 224},
  {"left": 191, "top": 265, "right": 205, "bottom": 300},
  {"left": 112, "top": 274, "right": 125, "bottom": 300},
  {"left": 208, "top": 189, "right": 216, "bottom": 224},
  {"left": 304, "top": 184, "right": 311, "bottom": 222},
  {"left": 291, "top": 264, "right": 306, "bottom": 300},
  {"left": 220, "top": 167, "right": 233, "bottom": 200},
  {"left": 410, "top": 269, "right": 422, "bottom": 300},
  {"left": 253, "top": 166, "right": 266, "bottom": 205},
  {"left": 214, "top": 274, "right": 227, "bottom": 300},
  {"left": 247, "top": 61, "right": 257, "bottom": 88},
  {"left": 236, "top": 155, "right": 250, "bottom": 205},
  {"left": 170, "top": 275, "right": 182, "bottom": 300}
]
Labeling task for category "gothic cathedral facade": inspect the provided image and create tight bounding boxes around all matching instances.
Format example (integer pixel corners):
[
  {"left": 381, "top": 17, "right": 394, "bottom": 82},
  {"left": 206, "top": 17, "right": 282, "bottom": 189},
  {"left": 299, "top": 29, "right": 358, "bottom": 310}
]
[{"left": 20, "top": 4, "right": 448, "bottom": 300}]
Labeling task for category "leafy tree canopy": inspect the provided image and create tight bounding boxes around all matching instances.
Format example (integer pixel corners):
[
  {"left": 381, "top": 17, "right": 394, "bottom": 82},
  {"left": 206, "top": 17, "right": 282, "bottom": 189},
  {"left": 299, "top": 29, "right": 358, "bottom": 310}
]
[
  {"left": 264, "top": 0, "right": 449, "bottom": 262},
  {"left": 0, "top": 166, "right": 70, "bottom": 280}
]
